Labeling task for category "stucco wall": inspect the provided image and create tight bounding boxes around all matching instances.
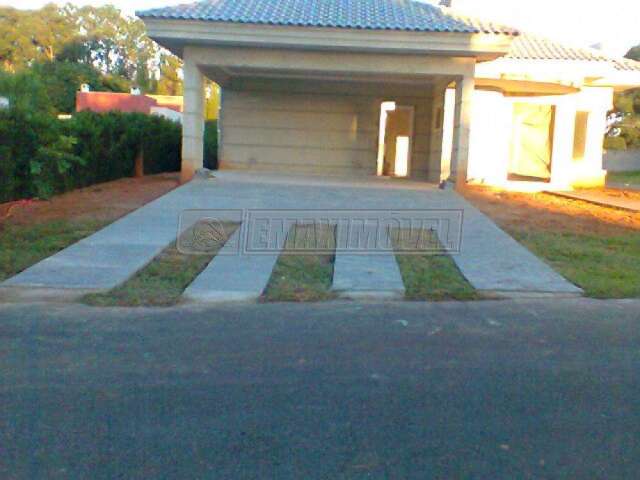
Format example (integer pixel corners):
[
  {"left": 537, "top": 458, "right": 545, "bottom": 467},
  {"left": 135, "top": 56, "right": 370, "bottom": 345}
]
[
  {"left": 219, "top": 78, "right": 433, "bottom": 178},
  {"left": 446, "top": 85, "right": 612, "bottom": 190}
]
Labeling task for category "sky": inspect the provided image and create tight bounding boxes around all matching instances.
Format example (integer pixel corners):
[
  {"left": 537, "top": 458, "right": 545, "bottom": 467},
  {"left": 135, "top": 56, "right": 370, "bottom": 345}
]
[{"left": 3, "top": 0, "right": 639, "bottom": 57}]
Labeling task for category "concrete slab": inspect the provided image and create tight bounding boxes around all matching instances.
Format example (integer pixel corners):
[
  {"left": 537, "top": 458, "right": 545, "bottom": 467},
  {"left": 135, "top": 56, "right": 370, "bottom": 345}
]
[
  {"left": 182, "top": 228, "right": 282, "bottom": 303},
  {"left": 332, "top": 224, "right": 405, "bottom": 300},
  {"left": 548, "top": 190, "right": 640, "bottom": 212},
  {"left": 448, "top": 197, "right": 583, "bottom": 296}
]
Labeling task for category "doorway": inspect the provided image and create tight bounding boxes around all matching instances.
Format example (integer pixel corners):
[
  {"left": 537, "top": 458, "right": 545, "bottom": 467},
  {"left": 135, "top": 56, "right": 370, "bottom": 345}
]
[
  {"left": 377, "top": 102, "right": 415, "bottom": 177},
  {"left": 508, "top": 103, "right": 555, "bottom": 182}
]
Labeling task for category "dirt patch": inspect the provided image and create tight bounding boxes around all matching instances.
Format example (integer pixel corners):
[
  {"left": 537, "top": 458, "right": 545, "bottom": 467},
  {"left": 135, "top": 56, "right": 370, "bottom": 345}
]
[
  {"left": 462, "top": 186, "right": 640, "bottom": 236},
  {"left": 0, "top": 173, "right": 180, "bottom": 227}
]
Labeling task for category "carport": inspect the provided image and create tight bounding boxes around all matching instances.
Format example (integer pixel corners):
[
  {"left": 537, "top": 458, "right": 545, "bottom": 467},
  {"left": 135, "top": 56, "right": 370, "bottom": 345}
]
[{"left": 138, "top": 0, "right": 518, "bottom": 186}]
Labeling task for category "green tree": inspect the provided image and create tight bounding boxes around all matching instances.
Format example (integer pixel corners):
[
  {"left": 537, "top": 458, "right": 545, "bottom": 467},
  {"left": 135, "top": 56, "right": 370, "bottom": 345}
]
[
  {"left": 31, "top": 61, "right": 105, "bottom": 113},
  {"left": 0, "top": 4, "right": 76, "bottom": 70},
  {"left": 625, "top": 45, "right": 640, "bottom": 62},
  {"left": 0, "top": 68, "right": 53, "bottom": 113},
  {"left": 155, "top": 53, "right": 183, "bottom": 96}
]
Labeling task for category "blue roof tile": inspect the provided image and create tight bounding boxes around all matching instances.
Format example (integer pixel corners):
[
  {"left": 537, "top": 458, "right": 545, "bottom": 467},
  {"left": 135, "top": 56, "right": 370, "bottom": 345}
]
[{"left": 137, "top": 0, "right": 518, "bottom": 35}]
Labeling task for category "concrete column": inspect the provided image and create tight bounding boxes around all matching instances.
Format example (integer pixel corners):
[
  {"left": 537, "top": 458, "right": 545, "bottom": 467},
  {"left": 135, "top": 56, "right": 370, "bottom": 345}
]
[
  {"left": 450, "top": 74, "right": 475, "bottom": 188},
  {"left": 583, "top": 88, "right": 613, "bottom": 178},
  {"left": 181, "top": 48, "right": 205, "bottom": 182},
  {"left": 550, "top": 101, "right": 577, "bottom": 187},
  {"left": 427, "top": 81, "right": 448, "bottom": 183}
]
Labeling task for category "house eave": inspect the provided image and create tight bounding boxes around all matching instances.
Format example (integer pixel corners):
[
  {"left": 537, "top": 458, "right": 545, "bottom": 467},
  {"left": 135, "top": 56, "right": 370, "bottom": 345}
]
[{"left": 142, "top": 18, "right": 514, "bottom": 61}]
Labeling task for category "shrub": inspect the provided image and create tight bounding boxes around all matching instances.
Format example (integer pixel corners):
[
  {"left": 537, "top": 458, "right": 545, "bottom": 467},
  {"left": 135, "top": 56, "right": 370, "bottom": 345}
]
[
  {"left": 63, "top": 111, "right": 182, "bottom": 185},
  {"left": 204, "top": 120, "right": 218, "bottom": 169},
  {"left": 603, "top": 136, "right": 627, "bottom": 151},
  {"left": 0, "top": 107, "right": 85, "bottom": 201},
  {"left": 0, "top": 110, "right": 181, "bottom": 202}
]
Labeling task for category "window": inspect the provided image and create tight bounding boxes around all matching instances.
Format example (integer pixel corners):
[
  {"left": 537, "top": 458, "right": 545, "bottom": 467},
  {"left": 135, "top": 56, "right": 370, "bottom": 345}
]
[{"left": 573, "top": 111, "right": 589, "bottom": 162}]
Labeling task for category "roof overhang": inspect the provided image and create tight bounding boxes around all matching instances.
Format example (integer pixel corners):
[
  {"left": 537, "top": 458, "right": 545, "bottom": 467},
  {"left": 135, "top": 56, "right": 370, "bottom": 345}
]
[
  {"left": 142, "top": 18, "right": 514, "bottom": 61},
  {"left": 476, "top": 58, "right": 640, "bottom": 92},
  {"left": 586, "top": 72, "right": 640, "bottom": 92},
  {"left": 475, "top": 78, "right": 580, "bottom": 95}
]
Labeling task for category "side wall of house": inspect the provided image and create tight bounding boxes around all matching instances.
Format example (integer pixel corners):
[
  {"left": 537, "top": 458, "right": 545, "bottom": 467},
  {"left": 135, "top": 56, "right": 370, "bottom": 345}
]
[
  {"left": 444, "top": 86, "right": 612, "bottom": 190},
  {"left": 219, "top": 78, "right": 434, "bottom": 178}
]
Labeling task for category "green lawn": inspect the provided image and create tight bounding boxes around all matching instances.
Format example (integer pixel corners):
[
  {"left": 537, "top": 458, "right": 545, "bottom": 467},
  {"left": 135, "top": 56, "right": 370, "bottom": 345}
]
[
  {"left": 0, "top": 220, "right": 109, "bottom": 282},
  {"left": 607, "top": 170, "right": 640, "bottom": 186},
  {"left": 83, "top": 222, "right": 239, "bottom": 307},
  {"left": 392, "top": 228, "right": 479, "bottom": 301},
  {"left": 262, "top": 224, "right": 337, "bottom": 302},
  {"left": 511, "top": 230, "right": 640, "bottom": 298}
]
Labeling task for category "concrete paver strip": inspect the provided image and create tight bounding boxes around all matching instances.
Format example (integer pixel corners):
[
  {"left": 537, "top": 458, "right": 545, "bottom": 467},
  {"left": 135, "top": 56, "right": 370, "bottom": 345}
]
[
  {"left": 332, "top": 223, "right": 405, "bottom": 300},
  {"left": 182, "top": 228, "right": 282, "bottom": 303},
  {"left": 1, "top": 181, "right": 203, "bottom": 293},
  {"left": 548, "top": 190, "right": 640, "bottom": 212},
  {"left": 448, "top": 198, "right": 583, "bottom": 296}
]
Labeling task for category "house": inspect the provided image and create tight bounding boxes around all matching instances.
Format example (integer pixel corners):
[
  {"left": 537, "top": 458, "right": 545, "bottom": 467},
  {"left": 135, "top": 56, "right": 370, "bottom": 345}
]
[
  {"left": 76, "top": 90, "right": 183, "bottom": 114},
  {"left": 137, "top": 0, "right": 640, "bottom": 188}
]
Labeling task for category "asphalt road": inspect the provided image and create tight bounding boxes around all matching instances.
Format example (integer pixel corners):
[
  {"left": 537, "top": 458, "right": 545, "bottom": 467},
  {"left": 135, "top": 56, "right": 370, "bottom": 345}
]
[{"left": 1, "top": 299, "right": 639, "bottom": 479}]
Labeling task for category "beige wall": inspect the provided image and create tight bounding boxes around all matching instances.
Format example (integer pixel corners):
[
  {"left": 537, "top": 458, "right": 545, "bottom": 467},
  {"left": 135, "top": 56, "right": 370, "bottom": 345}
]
[
  {"left": 442, "top": 85, "right": 613, "bottom": 190},
  {"left": 219, "top": 78, "right": 434, "bottom": 178}
]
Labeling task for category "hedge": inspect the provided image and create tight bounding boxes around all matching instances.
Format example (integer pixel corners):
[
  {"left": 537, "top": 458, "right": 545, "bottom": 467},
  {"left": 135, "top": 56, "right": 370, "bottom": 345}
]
[
  {"left": 1, "top": 109, "right": 219, "bottom": 203},
  {"left": 604, "top": 136, "right": 628, "bottom": 151},
  {"left": 204, "top": 120, "right": 218, "bottom": 170}
]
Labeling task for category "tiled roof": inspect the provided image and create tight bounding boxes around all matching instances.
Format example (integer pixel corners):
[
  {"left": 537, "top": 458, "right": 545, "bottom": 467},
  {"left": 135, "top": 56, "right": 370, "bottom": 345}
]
[
  {"left": 506, "top": 33, "right": 640, "bottom": 72},
  {"left": 137, "top": 0, "right": 518, "bottom": 35}
]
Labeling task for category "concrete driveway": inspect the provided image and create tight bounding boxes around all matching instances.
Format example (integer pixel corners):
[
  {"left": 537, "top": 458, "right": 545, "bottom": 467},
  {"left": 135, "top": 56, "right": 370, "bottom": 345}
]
[
  {"left": 1, "top": 172, "right": 580, "bottom": 300},
  {"left": 1, "top": 298, "right": 639, "bottom": 478}
]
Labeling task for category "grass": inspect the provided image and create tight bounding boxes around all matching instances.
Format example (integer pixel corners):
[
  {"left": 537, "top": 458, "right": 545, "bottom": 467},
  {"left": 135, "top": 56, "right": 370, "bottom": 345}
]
[
  {"left": 262, "top": 224, "right": 337, "bottom": 302},
  {"left": 607, "top": 170, "right": 640, "bottom": 186},
  {"left": 83, "top": 222, "right": 239, "bottom": 307},
  {"left": 0, "top": 219, "right": 109, "bottom": 282},
  {"left": 511, "top": 230, "right": 640, "bottom": 298},
  {"left": 392, "top": 228, "right": 479, "bottom": 301}
]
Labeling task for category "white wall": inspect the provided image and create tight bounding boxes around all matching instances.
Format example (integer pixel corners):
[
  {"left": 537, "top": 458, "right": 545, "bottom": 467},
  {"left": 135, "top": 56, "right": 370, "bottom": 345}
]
[
  {"left": 219, "top": 78, "right": 433, "bottom": 178},
  {"left": 442, "top": 85, "right": 613, "bottom": 189},
  {"left": 150, "top": 106, "right": 183, "bottom": 123}
]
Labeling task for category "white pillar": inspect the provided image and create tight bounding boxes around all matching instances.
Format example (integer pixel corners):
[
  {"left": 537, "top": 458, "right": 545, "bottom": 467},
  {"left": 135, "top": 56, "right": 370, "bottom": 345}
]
[
  {"left": 181, "top": 48, "right": 205, "bottom": 182},
  {"left": 427, "top": 81, "right": 448, "bottom": 183},
  {"left": 549, "top": 101, "right": 577, "bottom": 188},
  {"left": 450, "top": 74, "right": 475, "bottom": 188}
]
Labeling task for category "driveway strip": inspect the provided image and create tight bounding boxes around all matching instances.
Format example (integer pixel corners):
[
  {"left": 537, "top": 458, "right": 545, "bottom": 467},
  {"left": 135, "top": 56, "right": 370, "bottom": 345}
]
[
  {"left": 332, "top": 223, "right": 405, "bottom": 300},
  {"left": 182, "top": 228, "right": 282, "bottom": 302}
]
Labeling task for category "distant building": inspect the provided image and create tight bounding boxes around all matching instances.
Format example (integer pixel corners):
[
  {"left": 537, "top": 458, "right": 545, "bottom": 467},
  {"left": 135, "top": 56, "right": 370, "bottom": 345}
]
[{"left": 76, "top": 91, "right": 184, "bottom": 118}]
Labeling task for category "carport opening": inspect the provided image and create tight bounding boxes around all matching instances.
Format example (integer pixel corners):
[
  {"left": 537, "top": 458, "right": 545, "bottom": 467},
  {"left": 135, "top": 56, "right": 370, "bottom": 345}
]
[{"left": 376, "top": 102, "right": 414, "bottom": 178}]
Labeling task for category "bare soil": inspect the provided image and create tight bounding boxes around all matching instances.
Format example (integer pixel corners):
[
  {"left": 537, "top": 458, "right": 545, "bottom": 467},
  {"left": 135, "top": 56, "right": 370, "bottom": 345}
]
[
  {"left": 0, "top": 173, "right": 180, "bottom": 227},
  {"left": 462, "top": 186, "right": 640, "bottom": 236}
]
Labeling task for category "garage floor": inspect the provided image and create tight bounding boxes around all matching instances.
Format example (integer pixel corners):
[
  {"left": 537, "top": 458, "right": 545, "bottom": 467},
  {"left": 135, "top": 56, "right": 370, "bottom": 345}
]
[{"left": 1, "top": 172, "right": 582, "bottom": 299}]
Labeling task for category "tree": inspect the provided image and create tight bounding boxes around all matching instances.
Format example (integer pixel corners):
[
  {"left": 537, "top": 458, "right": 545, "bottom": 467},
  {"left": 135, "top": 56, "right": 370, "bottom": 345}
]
[
  {"left": 66, "top": 5, "right": 157, "bottom": 87},
  {"left": 0, "top": 4, "right": 76, "bottom": 70},
  {"left": 625, "top": 45, "right": 640, "bottom": 62},
  {"left": 31, "top": 61, "right": 105, "bottom": 113},
  {"left": 0, "top": 68, "right": 53, "bottom": 113},
  {"left": 155, "top": 53, "right": 183, "bottom": 96}
]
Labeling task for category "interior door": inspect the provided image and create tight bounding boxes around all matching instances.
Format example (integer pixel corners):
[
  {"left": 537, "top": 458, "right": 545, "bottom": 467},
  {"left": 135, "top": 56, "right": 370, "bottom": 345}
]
[{"left": 509, "top": 103, "right": 555, "bottom": 181}]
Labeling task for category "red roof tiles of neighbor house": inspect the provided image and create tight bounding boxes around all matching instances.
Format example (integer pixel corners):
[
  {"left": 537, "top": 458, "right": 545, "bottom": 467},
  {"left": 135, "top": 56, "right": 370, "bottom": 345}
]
[{"left": 75, "top": 92, "right": 183, "bottom": 114}]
